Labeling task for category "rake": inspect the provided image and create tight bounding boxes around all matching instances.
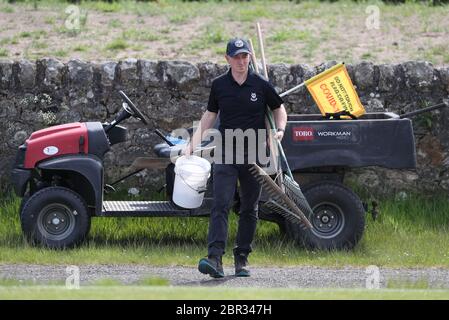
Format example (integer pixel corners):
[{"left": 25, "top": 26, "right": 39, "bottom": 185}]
[
  {"left": 246, "top": 24, "right": 314, "bottom": 229},
  {"left": 249, "top": 164, "right": 312, "bottom": 229}
]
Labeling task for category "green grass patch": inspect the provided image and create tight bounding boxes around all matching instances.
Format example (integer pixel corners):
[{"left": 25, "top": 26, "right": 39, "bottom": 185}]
[
  {"left": 108, "top": 18, "right": 122, "bottom": 29},
  {"left": 0, "top": 35, "right": 19, "bottom": 46},
  {"left": 203, "top": 26, "right": 228, "bottom": 45},
  {"left": 361, "top": 52, "right": 375, "bottom": 60},
  {"left": 105, "top": 38, "right": 129, "bottom": 51},
  {"left": 31, "top": 40, "right": 48, "bottom": 50},
  {"left": 268, "top": 28, "right": 311, "bottom": 43},
  {"left": 89, "top": 1, "right": 123, "bottom": 13},
  {"left": 138, "top": 277, "right": 170, "bottom": 287},
  {"left": 0, "top": 48, "right": 8, "bottom": 57},
  {"left": 54, "top": 49, "right": 68, "bottom": 57},
  {"left": 130, "top": 44, "right": 145, "bottom": 52},
  {"left": 423, "top": 44, "right": 449, "bottom": 64},
  {"left": 302, "top": 38, "right": 321, "bottom": 61},
  {"left": 386, "top": 278, "right": 431, "bottom": 290},
  {"left": 187, "top": 24, "right": 231, "bottom": 54},
  {"left": 44, "top": 16, "right": 56, "bottom": 25},
  {"left": 92, "top": 278, "right": 122, "bottom": 286},
  {"left": 122, "top": 29, "right": 161, "bottom": 42},
  {"left": 73, "top": 44, "right": 89, "bottom": 52},
  {"left": 0, "top": 4, "right": 14, "bottom": 13},
  {"left": 1, "top": 191, "right": 449, "bottom": 267},
  {"left": 167, "top": 12, "right": 192, "bottom": 25},
  {"left": 19, "top": 30, "right": 47, "bottom": 39},
  {"left": 0, "top": 37, "right": 10, "bottom": 46},
  {"left": 232, "top": 6, "right": 273, "bottom": 22},
  {"left": 158, "top": 27, "right": 173, "bottom": 35},
  {"left": 19, "top": 31, "right": 32, "bottom": 38},
  {"left": 1, "top": 286, "right": 449, "bottom": 300}
]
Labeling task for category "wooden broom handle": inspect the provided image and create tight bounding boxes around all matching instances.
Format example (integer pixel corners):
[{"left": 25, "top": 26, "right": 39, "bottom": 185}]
[
  {"left": 248, "top": 39, "right": 259, "bottom": 74},
  {"left": 256, "top": 23, "right": 269, "bottom": 79}
]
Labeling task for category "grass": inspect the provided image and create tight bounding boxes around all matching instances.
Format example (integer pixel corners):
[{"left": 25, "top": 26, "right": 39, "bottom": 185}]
[
  {"left": 0, "top": 190, "right": 449, "bottom": 267},
  {"left": 19, "top": 31, "right": 32, "bottom": 38},
  {"left": 167, "top": 12, "right": 192, "bottom": 24},
  {"left": 186, "top": 23, "right": 233, "bottom": 56},
  {"left": 31, "top": 40, "right": 48, "bottom": 50},
  {"left": 0, "top": 3, "right": 14, "bottom": 13},
  {"left": 105, "top": 38, "right": 129, "bottom": 51},
  {"left": 108, "top": 18, "right": 122, "bottom": 29},
  {"left": 104, "top": 28, "right": 160, "bottom": 52},
  {"left": 121, "top": 29, "right": 161, "bottom": 42},
  {"left": 73, "top": 44, "right": 88, "bottom": 52},
  {"left": 423, "top": 44, "right": 449, "bottom": 64},
  {"left": 1, "top": 286, "right": 449, "bottom": 300},
  {"left": 386, "top": 278, "right": 432, "bottom": 290},
  {"left": 89, "top": 1, "right": 123, "bottom": 13},
  {"left": 0, "top": 36, "right": 18, "bottom": 46},
  {"left": 44, "top": 16, "right": 56, "bottom": 25},
  {"left": 268, "top": 28, "right": 311, "bottom": 43},
  {"left": 361, "top": 52, "right": 375, "bottom": 60},
  {"left": 0, "top": 0, "right": 447, "bottom": 65},
  {"left": 19, "top": 30, "right": 47, "bottom": 39},
  {"left": 54, "top": 49, "right": 68, "bottom": 57}
]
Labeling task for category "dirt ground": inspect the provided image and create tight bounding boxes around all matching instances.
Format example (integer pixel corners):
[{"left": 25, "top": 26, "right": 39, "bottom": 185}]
[{"left": 0, "top": 1, "right": 448, "bottom": 66}]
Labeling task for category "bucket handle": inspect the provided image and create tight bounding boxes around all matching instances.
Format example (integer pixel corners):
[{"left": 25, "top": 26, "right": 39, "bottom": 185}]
[{"left": 178, "top": 173, "right": 208, "bottom": 194}]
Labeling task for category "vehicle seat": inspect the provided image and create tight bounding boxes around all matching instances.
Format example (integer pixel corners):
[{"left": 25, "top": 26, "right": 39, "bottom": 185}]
[
  {"left": 153, "top": 139, "right": 214, "bottom": 158},
  {"left": 154, "top": 119, "right": 219, "bottom": 158}
]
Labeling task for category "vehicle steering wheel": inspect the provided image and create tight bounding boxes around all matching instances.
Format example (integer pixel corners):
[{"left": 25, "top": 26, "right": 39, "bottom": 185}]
[{"left": 118, "top": 90, "right": 149, "bottom": 125}]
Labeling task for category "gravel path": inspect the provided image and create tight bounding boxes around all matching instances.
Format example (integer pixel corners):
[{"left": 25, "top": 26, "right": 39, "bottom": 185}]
[{"left": 1, "top": 264, "right": 449, "bottom": 289}]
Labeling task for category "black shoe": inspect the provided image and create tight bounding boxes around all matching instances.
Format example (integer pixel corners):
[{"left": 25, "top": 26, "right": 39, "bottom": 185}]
[
  {"left": 234, "top": 253, "right": 250, "bottom": 277},
  {"left": 198, "top": 255, "right": 224, "bottom": 278}
]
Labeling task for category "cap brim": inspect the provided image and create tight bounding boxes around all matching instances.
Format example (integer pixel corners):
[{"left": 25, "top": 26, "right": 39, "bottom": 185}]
[{"left": 229, "top": 49, "right": 252, "bottom": 57}]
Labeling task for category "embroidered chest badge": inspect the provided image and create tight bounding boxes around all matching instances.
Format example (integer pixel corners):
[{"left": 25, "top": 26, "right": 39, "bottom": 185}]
[{"left": 250, "top": 92, "right": 257, "bottom": 102}]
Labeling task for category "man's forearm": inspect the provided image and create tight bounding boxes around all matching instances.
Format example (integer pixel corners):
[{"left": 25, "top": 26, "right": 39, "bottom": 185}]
[
  {"left": 273, "top": 104, "right": 287, "bottom": 130},
  {"left": 189, "top": 111, "right": 217, "bottom": 149}
]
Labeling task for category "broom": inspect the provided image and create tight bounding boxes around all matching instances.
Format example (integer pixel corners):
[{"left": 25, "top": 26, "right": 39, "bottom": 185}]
[{"left": 246, "top": 24, "right": 313, "bottom": 229}]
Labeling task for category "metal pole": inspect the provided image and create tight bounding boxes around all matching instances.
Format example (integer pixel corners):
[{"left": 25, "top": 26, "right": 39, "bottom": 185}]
[{"left": 280, "top": 82, "right": 306, "bottom": 98}]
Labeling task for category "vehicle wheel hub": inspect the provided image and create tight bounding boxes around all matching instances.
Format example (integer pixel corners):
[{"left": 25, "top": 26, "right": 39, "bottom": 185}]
[
  {"left": 311, "top": 203, "right": 345, "bottom": 239},
  {"left": 38, "top": 204, "right": 76, "bottom": 240}
]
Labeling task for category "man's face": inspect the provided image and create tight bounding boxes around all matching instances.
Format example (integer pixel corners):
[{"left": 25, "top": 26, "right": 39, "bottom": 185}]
[{"left": 226, "top": 53, "right": 250, "bottom": 73}]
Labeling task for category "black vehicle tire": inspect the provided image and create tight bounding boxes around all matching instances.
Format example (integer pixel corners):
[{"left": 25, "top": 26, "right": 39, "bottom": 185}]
[
  {"left": 19, "top": 183, "right": 48, "bottom": 215},
  {"left": 20, "top": 187, "right": 91, "bottom": 249},
  {"left": 285, "top": 181, "right": 365, "bottom": 250},
  {"left": 19, "top": 194, "right": 30, "bottom": 217}
]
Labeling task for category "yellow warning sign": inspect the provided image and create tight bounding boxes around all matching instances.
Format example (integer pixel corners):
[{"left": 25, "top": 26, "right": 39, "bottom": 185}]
[{"left": 305, "top": 63, "right": 365, "bottom": 118}]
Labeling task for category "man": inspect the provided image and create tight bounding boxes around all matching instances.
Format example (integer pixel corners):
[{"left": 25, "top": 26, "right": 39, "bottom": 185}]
[{"left": 183, "top": 38, "right": 287, "bottom": 278}]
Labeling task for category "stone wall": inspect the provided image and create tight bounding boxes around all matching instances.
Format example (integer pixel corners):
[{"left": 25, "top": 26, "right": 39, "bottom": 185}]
[{"left": 1, "top": 58, "right": 448, "bottom": 196}]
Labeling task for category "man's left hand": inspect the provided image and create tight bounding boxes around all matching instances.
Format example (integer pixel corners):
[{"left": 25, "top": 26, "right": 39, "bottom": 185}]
[{"left": 274, "top": 130, "right": 284, "bottom": 141}]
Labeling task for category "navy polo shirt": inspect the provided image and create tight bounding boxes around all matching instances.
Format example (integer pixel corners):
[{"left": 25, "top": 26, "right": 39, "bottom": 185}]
[
  {"left": 207, "top": 69, "right": 284, "bottom": 163},
  {"left": 207, "top": 69, "right": 283, "bottom": 132}
]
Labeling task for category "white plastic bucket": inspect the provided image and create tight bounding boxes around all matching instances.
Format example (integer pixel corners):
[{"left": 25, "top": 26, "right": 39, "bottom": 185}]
[{"left": 173, "top": 155, "right": 211, "bottom": 209}]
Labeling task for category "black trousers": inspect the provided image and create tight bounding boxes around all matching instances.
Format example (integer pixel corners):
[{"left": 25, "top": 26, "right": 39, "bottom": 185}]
[{"left": 207, "top": 164, "right": 262, "bottom": 257}]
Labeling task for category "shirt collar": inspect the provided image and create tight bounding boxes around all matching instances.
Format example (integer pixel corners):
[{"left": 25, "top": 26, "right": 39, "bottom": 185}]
[{"left": 227, "top": 68, "right": 256, "bottom": 87}]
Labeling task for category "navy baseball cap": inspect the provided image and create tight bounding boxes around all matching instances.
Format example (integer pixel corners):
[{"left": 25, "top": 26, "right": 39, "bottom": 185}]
[{"left": 226, "top": 38, "right": 252, "bottom": 57}]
